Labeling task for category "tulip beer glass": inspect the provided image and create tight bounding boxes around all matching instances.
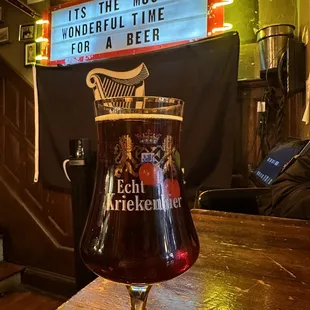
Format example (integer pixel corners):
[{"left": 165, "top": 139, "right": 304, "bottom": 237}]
[{"left": 80, "top": 96, "right": 200, "bottom": 309}]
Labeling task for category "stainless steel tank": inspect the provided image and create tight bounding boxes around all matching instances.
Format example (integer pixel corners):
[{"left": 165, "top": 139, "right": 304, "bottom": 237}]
[{"left": 257, "top": 24, "right": 295, "bottom": 71}]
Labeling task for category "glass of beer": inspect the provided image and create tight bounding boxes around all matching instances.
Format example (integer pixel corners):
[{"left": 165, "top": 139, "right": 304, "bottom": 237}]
[{"left": 80, "top": 96, "right": 200, "bottom": 309}]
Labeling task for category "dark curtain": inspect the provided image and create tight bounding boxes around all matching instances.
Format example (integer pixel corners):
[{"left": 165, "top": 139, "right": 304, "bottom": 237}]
[{"left": 36, "top": 32, "right": 240, "bottom": 202}]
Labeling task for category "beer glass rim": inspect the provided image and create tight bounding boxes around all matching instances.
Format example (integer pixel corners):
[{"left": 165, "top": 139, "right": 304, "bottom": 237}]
[{"left": 94, "top": 96, "right": 184, "bottom": 108}]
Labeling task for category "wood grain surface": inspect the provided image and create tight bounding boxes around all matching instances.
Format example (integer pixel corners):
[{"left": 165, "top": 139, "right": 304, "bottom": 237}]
[{"left": 58, "top": 210, "right": 310, "bottom": 310}]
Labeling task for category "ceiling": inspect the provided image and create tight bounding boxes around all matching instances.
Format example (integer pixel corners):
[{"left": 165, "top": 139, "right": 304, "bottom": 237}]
[{"left": 5, "top": 0, "right": 73, "bottom": 18}]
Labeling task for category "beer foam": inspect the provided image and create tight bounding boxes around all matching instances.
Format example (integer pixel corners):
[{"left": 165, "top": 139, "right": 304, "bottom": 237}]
[{"left": 95, "top": 113, "right": 183, "bottom": 122}]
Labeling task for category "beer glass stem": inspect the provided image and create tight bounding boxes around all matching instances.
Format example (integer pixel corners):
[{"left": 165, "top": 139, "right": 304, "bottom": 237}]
[{"left": 127, "top": 285, "right": 151, "bottom": 310}]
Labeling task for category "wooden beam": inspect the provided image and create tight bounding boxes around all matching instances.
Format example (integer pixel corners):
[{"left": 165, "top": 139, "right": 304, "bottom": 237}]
[
  {"left": 5, "top": 0, "right": 41, "bottom": 18},
  {"left": 50, "top": 0, "right": 72, "bottom": 7}
]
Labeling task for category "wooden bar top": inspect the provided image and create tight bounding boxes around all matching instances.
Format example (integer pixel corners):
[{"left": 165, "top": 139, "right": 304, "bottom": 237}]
[{"left": 58, "top": 210, "right": 310, "bottom": 310}]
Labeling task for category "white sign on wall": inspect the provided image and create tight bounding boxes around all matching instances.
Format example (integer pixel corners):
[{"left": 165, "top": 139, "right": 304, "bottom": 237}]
[{"left": 50, "top": 0, "right": 208, "bottom": 63}]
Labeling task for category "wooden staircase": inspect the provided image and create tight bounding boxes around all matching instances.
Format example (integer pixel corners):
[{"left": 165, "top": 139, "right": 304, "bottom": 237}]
[
  {"left": 0, "top": 235, "right": 25, "bottom": 294},
  {"left": 0, "top": 234, "right": 64, "bottom": 309},
  {"left": 0, "top": 55, "right": 75, "bottom": 297},
  {"left": 0, "top": 235, "right": 2, "bottom": 262}
]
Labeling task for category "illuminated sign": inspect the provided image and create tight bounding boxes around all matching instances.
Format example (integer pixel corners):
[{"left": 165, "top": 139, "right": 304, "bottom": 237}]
[{"left": 50, "top": 0, "right": 208, "bottom": 64}]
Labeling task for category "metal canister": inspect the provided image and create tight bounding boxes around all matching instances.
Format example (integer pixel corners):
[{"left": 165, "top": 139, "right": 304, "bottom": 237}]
[{"left": 257, "top": 24, "right": 295, "bottom": 71}]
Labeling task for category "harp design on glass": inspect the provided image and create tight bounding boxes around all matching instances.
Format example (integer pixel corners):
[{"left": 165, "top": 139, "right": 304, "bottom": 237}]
[{"left": 86, "top": 63, "right": 150, "bottom": 100}]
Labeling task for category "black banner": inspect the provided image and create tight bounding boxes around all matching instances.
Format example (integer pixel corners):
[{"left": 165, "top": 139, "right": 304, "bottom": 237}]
[{"left": 35, "top": 32, "right": 240, "bottom": 200}]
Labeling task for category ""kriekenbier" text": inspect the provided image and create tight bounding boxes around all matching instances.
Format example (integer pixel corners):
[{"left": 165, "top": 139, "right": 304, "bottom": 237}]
[{"left": 105, "top": 179, "right": 182, "bottom": 211}]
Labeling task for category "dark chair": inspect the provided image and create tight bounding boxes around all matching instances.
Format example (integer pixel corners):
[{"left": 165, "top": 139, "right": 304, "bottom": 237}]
[{"left": 196, "top": 187, "right": 271, "bottom": 215}]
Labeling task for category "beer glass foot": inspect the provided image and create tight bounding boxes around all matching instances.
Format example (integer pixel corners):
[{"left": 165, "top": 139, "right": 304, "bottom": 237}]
[{"left": 127, "top": 285, "right": 152, "bottom": 310}]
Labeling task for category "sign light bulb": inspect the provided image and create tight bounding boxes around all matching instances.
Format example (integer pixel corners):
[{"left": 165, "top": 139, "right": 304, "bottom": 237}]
[
  {"left": 36, "top": 37, "right": 49, "bottom": 43},
  {"left": 212, "top": 0, "right": 234, "bottom": 9},
  {"left": 212, "top": 23, "right": 233, "bottom": 33},
  {"left": 36, "top": 19, "right": 49, "bottom": 25},
  {"left": 35, "top": 55, "right": 49, "bottom": 61}
]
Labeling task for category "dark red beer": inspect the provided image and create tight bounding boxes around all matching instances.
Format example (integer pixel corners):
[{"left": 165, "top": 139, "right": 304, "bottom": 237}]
[{"left": 80, "top": 109, "right": 200, "bottom": 285}]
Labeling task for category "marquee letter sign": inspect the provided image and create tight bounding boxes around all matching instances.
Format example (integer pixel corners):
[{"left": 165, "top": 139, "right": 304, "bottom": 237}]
[{"left": 41, "top": 0, "right": 231, "bottom": 65}]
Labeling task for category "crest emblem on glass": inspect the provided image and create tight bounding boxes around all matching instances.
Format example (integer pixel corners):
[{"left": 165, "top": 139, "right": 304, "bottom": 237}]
[{"left": 80, "top": 96, "right": 200, "bottom": 309}]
